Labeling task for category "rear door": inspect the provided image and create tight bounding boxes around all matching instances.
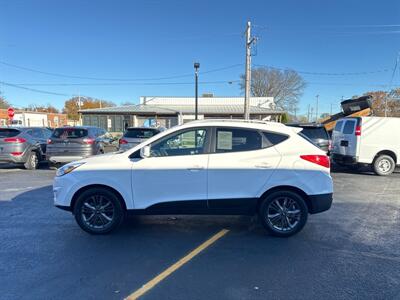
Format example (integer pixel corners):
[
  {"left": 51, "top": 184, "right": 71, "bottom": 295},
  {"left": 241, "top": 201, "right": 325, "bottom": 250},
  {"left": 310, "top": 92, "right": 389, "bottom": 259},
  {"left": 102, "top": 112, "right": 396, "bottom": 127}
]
[
  {"left": 333, "top": 119, "right": 358, "bottom": 156},
  {"left": 0, "top": 128, "right": 22, "bottom": 157},
  {"left": 48, "top": 128, "right": 92, "bottom": 156},
  {"left": 207, "top": 127, "right": 282, "bottom": 209}
]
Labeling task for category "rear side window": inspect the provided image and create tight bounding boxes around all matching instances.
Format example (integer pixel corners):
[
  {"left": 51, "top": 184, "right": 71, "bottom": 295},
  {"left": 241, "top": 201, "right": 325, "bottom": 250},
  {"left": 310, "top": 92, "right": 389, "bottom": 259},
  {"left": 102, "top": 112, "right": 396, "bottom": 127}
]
[
  {"left": 124, "top": 128, "right": 159, "bottom": 139},
  {"left": 299, "top": 128, "right": 328, "bottom": 140},
  {"left": 52, "top": 128, "right": 88, "bottom": 139},
  {"left": 263, "top": 132, "right": 288, "bottom": 147},
  {"left": 334, "top": 121, "right": 343, "bottom": 132},
  {"left": 0, "top": 129, "right": 20, "bottom": 138},
  {"left": 216, "top": 128, "right": 262, "bottom": 153},
  {"left": 343, "top": 120, "right": 356, "bottom": 134}
]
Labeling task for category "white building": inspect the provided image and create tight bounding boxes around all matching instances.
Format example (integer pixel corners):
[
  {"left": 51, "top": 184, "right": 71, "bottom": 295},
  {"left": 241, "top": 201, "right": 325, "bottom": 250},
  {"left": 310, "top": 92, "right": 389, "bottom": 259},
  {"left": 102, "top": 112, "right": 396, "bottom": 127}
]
[{"left": 81, "top": 96, "right": 284, "bottom": 132}]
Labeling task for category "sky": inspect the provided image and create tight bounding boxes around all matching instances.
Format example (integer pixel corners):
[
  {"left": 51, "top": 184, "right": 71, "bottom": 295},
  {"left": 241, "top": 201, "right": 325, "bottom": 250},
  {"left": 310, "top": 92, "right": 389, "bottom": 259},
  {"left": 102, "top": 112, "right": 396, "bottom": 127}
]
[{"left": 0, "top": 0, "right": 399, "bottom": 117}]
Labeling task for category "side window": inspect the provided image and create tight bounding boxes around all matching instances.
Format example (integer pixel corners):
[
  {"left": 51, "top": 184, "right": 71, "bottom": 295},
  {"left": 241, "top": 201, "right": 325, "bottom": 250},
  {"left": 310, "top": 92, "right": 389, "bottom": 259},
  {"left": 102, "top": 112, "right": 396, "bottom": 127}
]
[
  {"left": 263, "top": 132, "right": 288, "bottom": 147},
  {"left": 334, "top": 120, "right": 343, "bottom": 132},
  {"left": 216, "top": 128, "right": 262, "bottom": 153},
  {"left": 25, "top": 129, "right": 34, "bottom": 137},
  {"left": 150, "top": 128, "right": 208, "bottom": 157},
  {"left": 343, "top": 120, "right": 356, "bottom": 134},
  {"left": 42, "top": 129, "right": 52, "bottom": 139}
]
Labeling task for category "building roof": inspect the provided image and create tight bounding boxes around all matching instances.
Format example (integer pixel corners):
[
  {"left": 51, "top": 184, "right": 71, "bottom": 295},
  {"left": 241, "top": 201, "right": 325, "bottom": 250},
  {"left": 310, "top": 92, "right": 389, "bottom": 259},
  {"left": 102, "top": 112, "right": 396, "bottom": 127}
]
[{"left": 80, "top": 104, "right": 283, "bottom": 115}]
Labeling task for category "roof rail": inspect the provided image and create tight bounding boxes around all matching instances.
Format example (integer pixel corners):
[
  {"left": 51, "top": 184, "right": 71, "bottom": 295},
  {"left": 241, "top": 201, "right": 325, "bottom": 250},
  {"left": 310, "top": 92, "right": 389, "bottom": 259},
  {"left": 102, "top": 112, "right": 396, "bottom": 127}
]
[{"left": 188, "top": 119, "right": 283, "bottom": 125}]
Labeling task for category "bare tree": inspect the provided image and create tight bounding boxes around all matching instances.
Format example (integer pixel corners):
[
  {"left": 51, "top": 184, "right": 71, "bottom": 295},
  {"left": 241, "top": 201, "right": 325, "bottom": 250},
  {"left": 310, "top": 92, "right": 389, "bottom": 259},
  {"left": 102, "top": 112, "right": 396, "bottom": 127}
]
[
  {"left": 0, "top": 91, "right": 11, "bottom": 109},
  {"left": 240, "top": 67, "right": 306, "bottom": 112}
]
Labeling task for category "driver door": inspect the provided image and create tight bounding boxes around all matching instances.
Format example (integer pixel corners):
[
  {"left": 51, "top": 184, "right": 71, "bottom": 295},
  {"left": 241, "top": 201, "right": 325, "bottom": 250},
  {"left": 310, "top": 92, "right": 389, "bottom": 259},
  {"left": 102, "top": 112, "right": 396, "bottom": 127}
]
[{"left": 131, "top": 127, "right": 210, "bottom": 210}]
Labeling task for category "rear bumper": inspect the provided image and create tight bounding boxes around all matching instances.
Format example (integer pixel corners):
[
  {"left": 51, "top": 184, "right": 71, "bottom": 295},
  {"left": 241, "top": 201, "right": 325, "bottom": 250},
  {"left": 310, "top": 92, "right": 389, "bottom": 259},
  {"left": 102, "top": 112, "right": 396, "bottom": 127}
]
[
  {"left": 332, "top": 153, "right": 357, "bottom": 165},
  {"left": 0, "top": 152, "right": 29, "bottom": 164},
  {"left": 308, "top": 193, "right": 333, "bottom": 214},
  {"left": 48, "top": 156, "right": 84, "bottom": 163}
]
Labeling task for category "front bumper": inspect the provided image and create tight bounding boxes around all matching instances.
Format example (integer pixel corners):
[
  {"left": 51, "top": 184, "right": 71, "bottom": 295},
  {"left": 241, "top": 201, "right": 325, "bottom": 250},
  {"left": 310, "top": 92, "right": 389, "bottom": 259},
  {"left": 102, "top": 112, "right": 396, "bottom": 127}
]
[
  {"left": 332, "top": 153, "right": 357, "bottom": 165},
  {"left": 308, "top": 193, "right": 333, "bottom": 214}
]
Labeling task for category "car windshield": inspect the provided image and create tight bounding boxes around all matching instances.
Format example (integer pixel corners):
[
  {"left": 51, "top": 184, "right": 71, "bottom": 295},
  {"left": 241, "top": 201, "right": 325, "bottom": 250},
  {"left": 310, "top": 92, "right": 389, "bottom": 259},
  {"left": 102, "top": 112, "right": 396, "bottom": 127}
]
[
  {"left": 300, "top": 128, "right": 328, "bottom": 140},
  {"left": 52, "top": 128, "right": 88, "bottom": 139},
  {"left": 0, "top": 128, "right": 21, "bottom": 138},
  {"left": 124, "top": 128, "right": 158, "bottom": 139}
]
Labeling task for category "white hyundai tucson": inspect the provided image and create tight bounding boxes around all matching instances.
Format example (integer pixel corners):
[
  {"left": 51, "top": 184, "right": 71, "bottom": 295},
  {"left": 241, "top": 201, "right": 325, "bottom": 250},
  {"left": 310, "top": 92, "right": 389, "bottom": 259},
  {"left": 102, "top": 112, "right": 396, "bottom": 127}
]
[{"left": 54, "top": 120, "right": 333, "bottom": 237}]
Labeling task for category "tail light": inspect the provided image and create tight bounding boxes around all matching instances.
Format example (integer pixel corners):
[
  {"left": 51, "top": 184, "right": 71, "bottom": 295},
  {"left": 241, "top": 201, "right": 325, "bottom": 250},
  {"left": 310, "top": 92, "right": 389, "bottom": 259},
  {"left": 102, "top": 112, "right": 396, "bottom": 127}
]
[
  {"left": 82, "top": 138, "right": 95, "bottom": 145},
  {"left": 10, "top": 152, "right": 23, "bottom": 156},
  {"left": 4, "top": 137, "right": 26, "bottom": 143},
  {"left": 47, "top": 139, "right": 52, "bottom": 144},
  {"left": 300, "top": 155, "right": 330, "bottom": 169},
  {"left": 355, "top": 125, "right": 361, "bottom": 136},
  {"left": 119, "top": 139, "right": 128, "bottom": 145}
]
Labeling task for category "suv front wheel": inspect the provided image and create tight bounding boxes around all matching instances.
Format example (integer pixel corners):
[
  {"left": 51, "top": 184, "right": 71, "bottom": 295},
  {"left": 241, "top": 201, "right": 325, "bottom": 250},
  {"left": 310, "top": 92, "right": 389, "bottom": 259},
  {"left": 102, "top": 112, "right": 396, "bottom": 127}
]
[
  {"left": 259, "top": 190, "right": 308, "bottom": 237},
  {"left": 74, "top": 187, "right": 125, "bottom": 234}
]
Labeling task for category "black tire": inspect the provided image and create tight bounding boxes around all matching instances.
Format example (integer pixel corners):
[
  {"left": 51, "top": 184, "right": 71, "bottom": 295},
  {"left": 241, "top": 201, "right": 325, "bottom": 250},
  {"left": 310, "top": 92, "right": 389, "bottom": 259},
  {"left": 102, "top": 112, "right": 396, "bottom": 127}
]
[
  {"left": 373, "top": 155, "right": 395, "bottom": 176},
  {"left": 24, "top": 151, "right": 39, "bottom": 170},
  {"left": 259, "top": 190, "right": 308, "bottom": 237},
  {"left": 73, "top": 188, "right": 125, "bottom": 234}
]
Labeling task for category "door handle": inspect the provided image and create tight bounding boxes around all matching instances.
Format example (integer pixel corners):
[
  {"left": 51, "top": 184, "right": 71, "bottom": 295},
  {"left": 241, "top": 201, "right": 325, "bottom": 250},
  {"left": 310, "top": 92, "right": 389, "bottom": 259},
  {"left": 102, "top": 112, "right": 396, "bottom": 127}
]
[
  {"left": 187, "top": 166, "right": 204, "bottom": 171},
  {"left": 255, "top": 163, "right": 272, "bottom": 169}
]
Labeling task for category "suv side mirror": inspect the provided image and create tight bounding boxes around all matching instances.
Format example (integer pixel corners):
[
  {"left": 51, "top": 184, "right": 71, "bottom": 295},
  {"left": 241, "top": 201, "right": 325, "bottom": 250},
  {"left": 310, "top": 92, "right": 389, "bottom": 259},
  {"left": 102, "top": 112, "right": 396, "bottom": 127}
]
[{"left": 140, "top": 145, "right": 151, "bottom": 158}]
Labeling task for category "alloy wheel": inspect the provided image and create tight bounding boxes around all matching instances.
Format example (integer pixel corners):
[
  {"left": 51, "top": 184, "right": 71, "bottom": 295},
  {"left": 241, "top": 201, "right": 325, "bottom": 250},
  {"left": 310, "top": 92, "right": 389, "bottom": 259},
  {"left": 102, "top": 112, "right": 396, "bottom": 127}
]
[
  {"left": 266, "top": 197, "right": 301, "bottom": 232},
  {"left": 81, "top": 195, "right": 115, "bottom": 230}
]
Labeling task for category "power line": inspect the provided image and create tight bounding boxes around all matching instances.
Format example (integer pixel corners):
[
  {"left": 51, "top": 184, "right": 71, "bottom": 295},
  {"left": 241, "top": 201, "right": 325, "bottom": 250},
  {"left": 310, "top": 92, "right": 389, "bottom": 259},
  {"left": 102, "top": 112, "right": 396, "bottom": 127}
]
[
  {"left": 254, "top": 64, "right": 393, "bottom": 76},
  {"left": 0, "top": 81, "right": 71, "bottom": 96},
  {"left": 2, "top": 80, "right": 240, "bottom": 87},
  {"left": 0, "top": 79, "right": 239, "bottom": 97},
  {"left": 0, "top": 61, "right": 243, "bottom": 82}
]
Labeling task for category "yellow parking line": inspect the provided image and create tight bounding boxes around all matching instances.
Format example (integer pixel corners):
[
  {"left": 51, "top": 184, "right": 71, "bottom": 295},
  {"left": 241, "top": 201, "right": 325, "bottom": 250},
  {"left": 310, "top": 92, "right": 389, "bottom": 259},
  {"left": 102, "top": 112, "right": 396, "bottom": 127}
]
[{"left": 125, "top": 229, "right": 229, "bottom": 300}]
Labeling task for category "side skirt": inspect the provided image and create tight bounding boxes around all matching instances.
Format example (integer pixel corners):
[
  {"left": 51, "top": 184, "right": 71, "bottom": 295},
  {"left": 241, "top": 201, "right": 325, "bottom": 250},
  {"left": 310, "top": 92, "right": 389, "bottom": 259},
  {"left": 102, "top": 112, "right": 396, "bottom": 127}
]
[{"left": 127, "top": 198, "right": 258, "bottom": 216}]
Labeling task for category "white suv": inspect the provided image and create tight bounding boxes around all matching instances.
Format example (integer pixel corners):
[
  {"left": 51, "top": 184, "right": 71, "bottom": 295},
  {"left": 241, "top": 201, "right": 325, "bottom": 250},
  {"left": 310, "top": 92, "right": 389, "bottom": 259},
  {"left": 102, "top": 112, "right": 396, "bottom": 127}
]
[{"left": 54, "top": 120, "right": 333, "bottom": 237}]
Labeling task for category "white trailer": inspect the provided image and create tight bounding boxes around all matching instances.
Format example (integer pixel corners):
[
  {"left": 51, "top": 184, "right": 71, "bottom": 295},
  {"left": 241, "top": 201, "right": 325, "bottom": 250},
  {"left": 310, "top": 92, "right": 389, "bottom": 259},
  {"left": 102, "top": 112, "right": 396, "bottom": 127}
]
[
  {"left": 11, "top": 112, "right": 48, "bottom": 127},
  {"left": 332, "top": 116, "right": 400, "bottom": 175}
]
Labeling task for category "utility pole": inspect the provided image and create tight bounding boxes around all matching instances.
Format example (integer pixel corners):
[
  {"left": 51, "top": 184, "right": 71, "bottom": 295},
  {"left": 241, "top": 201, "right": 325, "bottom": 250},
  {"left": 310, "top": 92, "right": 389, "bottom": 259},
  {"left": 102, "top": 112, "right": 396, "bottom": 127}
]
[
  {"left": 194, "top": 62, "right": 200, "bottom": 120},
  {"left": 307, "top": 104, "right": 310, "bottom": 122},
  {"left": 315, "top": 95, "right": 319, "bottom": 122},
  {"left": 310, "top": 107, "right": 314, "bottom": 122},
  {"left": 77, "top": 93, "right": 82, "bottom": 126},
  {"left": 244, "top": 21, "right": 256, "bottom": 120},
  {"left": 385, "top": 51, "right": 399, "bottom": 117},
  {"left": 330, "top": 103, "right": 333, "bottom": 115}
]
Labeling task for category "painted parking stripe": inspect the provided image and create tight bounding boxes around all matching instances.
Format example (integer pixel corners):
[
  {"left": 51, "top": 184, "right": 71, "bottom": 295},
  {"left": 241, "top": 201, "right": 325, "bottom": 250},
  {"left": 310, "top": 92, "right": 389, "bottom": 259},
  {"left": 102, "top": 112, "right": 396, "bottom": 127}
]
[{"left": 125, "top": 229, "right": 229, "bottom": 300}]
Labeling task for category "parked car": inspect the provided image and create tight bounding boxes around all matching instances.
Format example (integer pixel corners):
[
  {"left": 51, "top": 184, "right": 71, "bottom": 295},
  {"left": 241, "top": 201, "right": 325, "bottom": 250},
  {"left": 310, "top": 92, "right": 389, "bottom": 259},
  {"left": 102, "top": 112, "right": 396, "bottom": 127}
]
[
  {"left": 54, "top": 119, "right": 333, "bottom": 237},
  {"left": 0, "top": 127, "right": 52, "bottom": 169},
  {"left": 118, "top": 127, "right": 160, "bottom": 151},
  {"left": 331, "top": 116, "right": 400, "bottom": 175},
  {"left": 46, "top": 126, "right": 114, "bottom": 164},
  {"left": 286, "top": 123, "right": 331, "bottom": 153}
]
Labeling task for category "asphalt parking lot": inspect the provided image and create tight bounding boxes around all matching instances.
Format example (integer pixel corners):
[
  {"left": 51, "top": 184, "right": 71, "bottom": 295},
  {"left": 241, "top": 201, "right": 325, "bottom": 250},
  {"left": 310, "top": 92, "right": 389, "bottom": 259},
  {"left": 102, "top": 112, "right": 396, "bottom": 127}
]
[{"left": 0, "top": 163, "right": 399, "bottom": 300}]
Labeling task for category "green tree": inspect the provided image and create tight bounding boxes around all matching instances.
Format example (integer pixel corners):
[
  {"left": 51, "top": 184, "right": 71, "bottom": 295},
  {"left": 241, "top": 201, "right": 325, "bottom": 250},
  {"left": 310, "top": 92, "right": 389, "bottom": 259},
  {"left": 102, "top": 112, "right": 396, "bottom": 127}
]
[{"left": 281, "top": 112, "right": 289, "bottom": 123}]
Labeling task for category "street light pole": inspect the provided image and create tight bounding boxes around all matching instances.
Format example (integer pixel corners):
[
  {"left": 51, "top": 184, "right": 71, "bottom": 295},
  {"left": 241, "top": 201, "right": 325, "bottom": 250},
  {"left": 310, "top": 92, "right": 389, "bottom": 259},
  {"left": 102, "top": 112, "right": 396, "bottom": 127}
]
[{"left": 194, "top": 62, "right": 200, "bottom": 120}]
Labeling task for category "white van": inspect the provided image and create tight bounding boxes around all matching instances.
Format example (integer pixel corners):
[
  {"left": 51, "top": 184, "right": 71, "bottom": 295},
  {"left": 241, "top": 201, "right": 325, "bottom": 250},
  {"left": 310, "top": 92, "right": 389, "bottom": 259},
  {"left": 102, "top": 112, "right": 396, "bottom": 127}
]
[{"left": 332, "top": 116, "right": 400, "bottom": 175}]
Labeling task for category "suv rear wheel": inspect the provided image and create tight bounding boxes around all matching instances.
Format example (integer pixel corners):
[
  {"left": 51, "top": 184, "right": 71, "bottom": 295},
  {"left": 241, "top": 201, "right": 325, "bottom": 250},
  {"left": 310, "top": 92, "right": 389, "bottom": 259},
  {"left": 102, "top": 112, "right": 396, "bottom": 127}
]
[
  {"left": 259, "top": 190, "right": 308, "bottom": 237},
  {"left": 373, "top": 155, "right": 395, "bottom": 176},
  {"left": 73, "top": 187, "right": 125, "bottom": 234},
  {"left": 24, "top": 151, "right": 39, "bottom": 170}
]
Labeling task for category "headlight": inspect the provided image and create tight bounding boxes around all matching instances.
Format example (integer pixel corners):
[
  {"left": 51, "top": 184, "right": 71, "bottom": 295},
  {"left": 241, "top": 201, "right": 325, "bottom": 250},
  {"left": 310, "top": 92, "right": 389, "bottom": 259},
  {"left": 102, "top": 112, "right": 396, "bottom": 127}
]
[{"left": 56, "top": 162, "right": 85, "bottom": 177}]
